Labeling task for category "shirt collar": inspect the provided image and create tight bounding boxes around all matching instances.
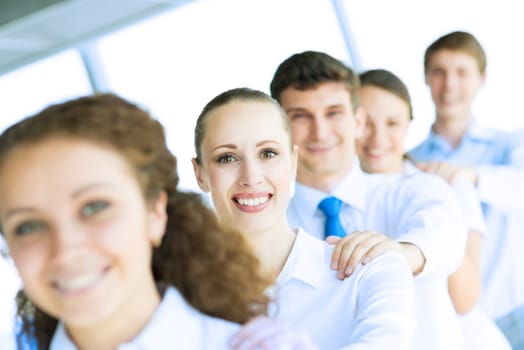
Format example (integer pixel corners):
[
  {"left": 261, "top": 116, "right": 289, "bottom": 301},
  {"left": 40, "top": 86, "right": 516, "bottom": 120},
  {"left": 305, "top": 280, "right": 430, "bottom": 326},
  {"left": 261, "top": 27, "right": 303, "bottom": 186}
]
[
  {"left": 427, "top": 120, "right": 497, "bottom": 151},
  {"left": 50, "top": 287, "right": 208, "bottom": 350},
  {"left": 274, "top": 229, "right": 327, "bottom": 289},
  {"left": 293, "top": 164, "right": 367, "bottom": 218}
]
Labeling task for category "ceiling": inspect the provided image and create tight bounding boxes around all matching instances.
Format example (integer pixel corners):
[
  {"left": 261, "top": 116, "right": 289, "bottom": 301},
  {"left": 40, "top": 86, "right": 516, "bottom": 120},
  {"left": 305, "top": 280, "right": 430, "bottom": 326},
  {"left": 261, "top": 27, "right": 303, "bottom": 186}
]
[{"left": 0, "top": 0, "right": 192, "bottom": 76}]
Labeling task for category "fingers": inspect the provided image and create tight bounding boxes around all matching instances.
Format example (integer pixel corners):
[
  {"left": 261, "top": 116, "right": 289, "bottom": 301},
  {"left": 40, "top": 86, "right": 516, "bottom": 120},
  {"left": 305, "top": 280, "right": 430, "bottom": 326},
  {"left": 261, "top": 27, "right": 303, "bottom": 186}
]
[
  {"left": 418, "top": 161, "right": 464, "bottom": 184},
  {"left": 229, "top": 316, "right": 319, "bottom": 350},
  {"left": 230, "top": 316, "right": 286, "bottom": 349},
  {"left": 325, "top": 235, "right": 341, "bottom": 245},
  {"left": 331, "top": 231, "right": 390, "bottom": 279}
]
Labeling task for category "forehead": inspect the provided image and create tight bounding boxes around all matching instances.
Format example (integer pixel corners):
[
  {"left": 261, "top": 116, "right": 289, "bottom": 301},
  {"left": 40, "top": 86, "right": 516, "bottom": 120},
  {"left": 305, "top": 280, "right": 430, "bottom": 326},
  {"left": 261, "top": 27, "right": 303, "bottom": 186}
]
[
  {"left": 0, "top": 138, "right": 132, "bottom": 196},
  {"left": 360, "top": 86, "right": 407, "bottom": 108},
  {"left": 427, "top": 49, "right": 480, "bottom": 70},
  {"left": 279, "top": 81, "right": 352, "bottom": 110},
  {"left": 203, "top": 100, "right": 290, "bottom": 143}
]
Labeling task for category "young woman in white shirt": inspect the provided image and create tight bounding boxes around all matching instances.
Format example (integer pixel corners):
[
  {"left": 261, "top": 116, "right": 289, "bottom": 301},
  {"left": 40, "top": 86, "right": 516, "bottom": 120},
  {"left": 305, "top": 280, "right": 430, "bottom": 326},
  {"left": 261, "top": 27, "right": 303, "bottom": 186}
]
[
  {"left": 350, "top": 68, "right": 510, "bottom": 350},
  {"left": 192, "top": 87, "right": 417, "bottom": 350},
  {"left": 0, "top": 93, "right": 316, "bottom": 350}
]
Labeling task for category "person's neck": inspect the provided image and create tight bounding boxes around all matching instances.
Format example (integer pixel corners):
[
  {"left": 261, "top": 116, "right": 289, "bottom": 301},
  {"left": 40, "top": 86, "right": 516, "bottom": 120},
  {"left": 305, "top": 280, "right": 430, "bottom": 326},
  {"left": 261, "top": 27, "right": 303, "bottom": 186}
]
[
  {"left": 67, "top": 278, "right": 161, "bottom": 350},
  {"left": 246, "top": 219, "right": 297, "bottom": 282},
  {"left": 297, "top": 162, "right": 353, "bottom": 193},
  {"left": 433, "top": 113, "right": 472, "bottom": 149}
]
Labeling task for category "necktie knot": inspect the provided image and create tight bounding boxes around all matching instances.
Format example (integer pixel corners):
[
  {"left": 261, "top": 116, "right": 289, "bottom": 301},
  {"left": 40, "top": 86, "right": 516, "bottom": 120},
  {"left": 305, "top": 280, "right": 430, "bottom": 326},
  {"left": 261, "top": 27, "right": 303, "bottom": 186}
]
[{"left": 318, "top": 196, "right": 346, "bottom": 238}]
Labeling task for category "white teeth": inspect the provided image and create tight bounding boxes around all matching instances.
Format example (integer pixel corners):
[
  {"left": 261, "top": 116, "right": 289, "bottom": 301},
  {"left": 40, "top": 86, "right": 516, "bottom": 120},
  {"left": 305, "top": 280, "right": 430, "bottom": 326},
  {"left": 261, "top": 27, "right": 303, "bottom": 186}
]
[
  {"left": 55, "top": 273, "right": 101, "bottom": 292},
  {"left": 368, "top": 149, "right": 384, "bottom": 156},
  {"left": 237, "top": 196, "right": 269, "bottom": 206}
]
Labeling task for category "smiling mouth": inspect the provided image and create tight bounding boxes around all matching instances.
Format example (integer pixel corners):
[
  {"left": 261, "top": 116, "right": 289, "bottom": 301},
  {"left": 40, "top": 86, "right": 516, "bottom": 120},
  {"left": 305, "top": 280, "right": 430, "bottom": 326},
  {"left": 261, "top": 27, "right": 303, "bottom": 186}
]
[
  {"left": 233, "top": 195, "right": 271, "bottom": 207},
  {"left": 52, "top": 266, "right": 109, "bottom": 294}
]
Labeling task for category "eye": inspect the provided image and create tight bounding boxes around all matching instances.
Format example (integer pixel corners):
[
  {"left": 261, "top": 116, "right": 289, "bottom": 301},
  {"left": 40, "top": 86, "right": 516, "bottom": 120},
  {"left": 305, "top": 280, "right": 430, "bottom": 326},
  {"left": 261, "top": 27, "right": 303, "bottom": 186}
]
[
  {"left": 327, "top": 110, "right": 342, "bottom": 118},
  {"left": 14, "top": 221, "right": 47, "bottom": 236},
  {"left": 260, "top": 149, "right": 278, "bottom": 159},
  {"left": 288, "top": 112, "right": 309, "bottom": 121},
  {"left": 216, "top": 153, "right": 238, "bottom": 164},
  {"left": 81, "top": 200, "right": 110, "bottom": 218}
]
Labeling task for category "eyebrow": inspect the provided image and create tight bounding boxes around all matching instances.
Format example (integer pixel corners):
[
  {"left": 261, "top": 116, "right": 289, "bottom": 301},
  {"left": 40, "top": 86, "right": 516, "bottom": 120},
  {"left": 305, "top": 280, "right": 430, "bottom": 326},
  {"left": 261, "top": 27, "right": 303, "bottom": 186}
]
[
  {"left": 4, "top": 207, "right": 36, "bottom": 221},
  {"left": 256, "top": 140, "right": 280, "bottom": 147},
  {"left": 285, "top": 104, "right": 345, "bottom": 113},
  {"left": 212, "top": 140, "right": 279, "bottom": 152},
  {"left": 71, "top": 182, "right": 111, "bottom": 198},
  {"left": 4, "top": 183, "right": 112, "bottom": 220},
  {"left": 212, "top": 144, "right": 237, "bottom": 152}
]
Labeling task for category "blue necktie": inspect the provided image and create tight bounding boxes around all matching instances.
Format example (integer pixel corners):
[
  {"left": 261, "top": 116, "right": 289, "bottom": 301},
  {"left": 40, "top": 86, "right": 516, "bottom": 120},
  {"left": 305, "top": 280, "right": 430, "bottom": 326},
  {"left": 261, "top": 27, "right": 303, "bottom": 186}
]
[{"left": 318, "top": 196, "right": 346, "bottom": 238}]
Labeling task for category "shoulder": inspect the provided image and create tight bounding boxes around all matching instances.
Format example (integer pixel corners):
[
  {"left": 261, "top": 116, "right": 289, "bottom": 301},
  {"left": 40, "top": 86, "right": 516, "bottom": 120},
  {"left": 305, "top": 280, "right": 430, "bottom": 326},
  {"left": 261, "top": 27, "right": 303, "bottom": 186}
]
[
  {"left": 350, "top": 252, "right": 413, "bottom": 286},
  {"left": 408, "top": 138, "right": 431, "bottom": 159},
  {"left": 382, "top": 171, "right": 455, "bottom": 200},
  {"left": 164, "top": 287, "right": 241, "bottom": 338}
]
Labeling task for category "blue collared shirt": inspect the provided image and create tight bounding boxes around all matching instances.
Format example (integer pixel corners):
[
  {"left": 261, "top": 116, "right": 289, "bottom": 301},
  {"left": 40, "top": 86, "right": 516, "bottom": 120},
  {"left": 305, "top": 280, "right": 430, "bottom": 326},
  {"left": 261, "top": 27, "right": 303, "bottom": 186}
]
[{"left": 409, "top": 121, "right": 524, "bottom": 319}]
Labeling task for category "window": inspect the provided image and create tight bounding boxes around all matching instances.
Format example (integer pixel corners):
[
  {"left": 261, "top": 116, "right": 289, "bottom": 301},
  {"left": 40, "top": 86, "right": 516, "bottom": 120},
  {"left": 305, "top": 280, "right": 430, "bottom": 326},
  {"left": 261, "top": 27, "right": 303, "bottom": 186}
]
[{"left": 0, "top": 50, "right": 91, "bottom": 133}]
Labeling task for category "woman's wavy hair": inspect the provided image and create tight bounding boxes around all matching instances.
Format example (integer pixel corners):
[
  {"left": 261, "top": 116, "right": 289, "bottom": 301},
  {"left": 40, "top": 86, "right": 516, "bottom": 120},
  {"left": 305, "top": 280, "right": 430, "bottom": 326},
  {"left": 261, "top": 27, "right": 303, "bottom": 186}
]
[{"left": 0, "top": 93, "right": 270, "bottom": 349}]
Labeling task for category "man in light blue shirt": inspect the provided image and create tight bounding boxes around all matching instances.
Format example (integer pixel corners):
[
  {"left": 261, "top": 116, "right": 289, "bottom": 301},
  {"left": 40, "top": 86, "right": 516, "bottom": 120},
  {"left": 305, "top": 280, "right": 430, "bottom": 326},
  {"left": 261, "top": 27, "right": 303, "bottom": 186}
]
[{"left": 409, "top": 30, "right": 524, "bottom": 349}]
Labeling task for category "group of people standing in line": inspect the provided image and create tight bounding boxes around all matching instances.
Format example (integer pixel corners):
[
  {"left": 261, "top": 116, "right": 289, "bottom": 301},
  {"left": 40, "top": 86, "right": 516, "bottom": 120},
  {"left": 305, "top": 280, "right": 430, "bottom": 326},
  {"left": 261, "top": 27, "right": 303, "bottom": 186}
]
[{"left": 0, "top": 29, "right": 522, "bottom": 349}]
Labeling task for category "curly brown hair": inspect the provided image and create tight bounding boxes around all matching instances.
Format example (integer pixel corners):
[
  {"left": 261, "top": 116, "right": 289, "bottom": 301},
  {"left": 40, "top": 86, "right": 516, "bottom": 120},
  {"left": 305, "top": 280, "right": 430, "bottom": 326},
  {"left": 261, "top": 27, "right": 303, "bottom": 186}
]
[{"left": 0, "top": 93, "right": 270, "bottom": 349}]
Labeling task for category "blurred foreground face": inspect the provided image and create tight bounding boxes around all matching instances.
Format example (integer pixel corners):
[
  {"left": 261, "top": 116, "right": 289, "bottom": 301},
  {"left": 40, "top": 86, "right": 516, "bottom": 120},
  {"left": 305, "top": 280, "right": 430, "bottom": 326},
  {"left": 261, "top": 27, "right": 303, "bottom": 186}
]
[
  {"left": 0, "top": 138, "right": 163, "bottom": 328},
  {"left": 425, "top": 49, "right": 485, "bottom": 121},
  {"left": 357, "top": 85, "right": 410, "bottom": 173},
  {"left": 194, "top": 100, "right": 296, "bottom": 236}
]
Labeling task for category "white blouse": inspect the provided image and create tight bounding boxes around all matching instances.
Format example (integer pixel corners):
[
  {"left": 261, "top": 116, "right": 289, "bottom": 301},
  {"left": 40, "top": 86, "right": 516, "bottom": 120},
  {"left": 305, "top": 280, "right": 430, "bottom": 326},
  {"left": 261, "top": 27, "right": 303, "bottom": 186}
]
[{"left": 50, "top": 286, "right": 240, "bottom": 350}]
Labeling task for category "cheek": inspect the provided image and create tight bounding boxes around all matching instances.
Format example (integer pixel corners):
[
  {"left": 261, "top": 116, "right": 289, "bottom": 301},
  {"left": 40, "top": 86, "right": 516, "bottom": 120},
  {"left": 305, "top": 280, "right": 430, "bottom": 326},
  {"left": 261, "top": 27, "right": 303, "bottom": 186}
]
[
  {"left": 10, "top": 244, "right": 45, "bottom": 292},
  {"left": 290, "top": 123, "right": 308, "bottom": 142}
]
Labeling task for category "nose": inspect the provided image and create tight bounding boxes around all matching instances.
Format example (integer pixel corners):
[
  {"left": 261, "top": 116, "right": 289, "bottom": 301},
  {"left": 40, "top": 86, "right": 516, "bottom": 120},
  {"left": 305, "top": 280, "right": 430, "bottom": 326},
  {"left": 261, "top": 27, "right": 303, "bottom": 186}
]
[
  {"left": 238, "top": 158, "right": 263, "bottom": 187},
  {"left": 367, "top": 123, "right": 387, "bottom": 147},
  {"left": 311, "top": 116, "right": 329, "bottom": 141},
  {"left": 49, "top": 220, "right": 88, "bottom": 265},
  {"left": 443, "top": 71, "right": 459, "bottom": 90}
]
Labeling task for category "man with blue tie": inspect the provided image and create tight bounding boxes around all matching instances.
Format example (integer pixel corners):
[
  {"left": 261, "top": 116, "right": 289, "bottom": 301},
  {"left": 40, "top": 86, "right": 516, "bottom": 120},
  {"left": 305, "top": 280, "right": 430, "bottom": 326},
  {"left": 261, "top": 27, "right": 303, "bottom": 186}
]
[{"left": 270, "top": 50, "right": 469, "bottom": 350}]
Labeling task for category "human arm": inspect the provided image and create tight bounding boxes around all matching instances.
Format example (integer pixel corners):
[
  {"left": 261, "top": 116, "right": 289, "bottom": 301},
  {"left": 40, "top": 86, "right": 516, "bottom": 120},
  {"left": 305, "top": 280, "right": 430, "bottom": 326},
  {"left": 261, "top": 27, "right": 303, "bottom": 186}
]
[
  {"left": 343, "top": 252, "right": 416, "bottom": 349},
  {"left": 446, "top": 176, "right": 484, "bottom": 314},
  {"left": 447, "top": 231, "right": 482, "bottom": 314},
  {"left": 416, "top": 128, "right": 524, "bottom": 211},
  {"left": 386, "top": 174, "right": 468, "bottom": 278},
  {"left": 327, "top": 232, "right": 425, "bottom": 279},
  {"left": 229, "top": 316, "right": 319, "bottom": 350}
]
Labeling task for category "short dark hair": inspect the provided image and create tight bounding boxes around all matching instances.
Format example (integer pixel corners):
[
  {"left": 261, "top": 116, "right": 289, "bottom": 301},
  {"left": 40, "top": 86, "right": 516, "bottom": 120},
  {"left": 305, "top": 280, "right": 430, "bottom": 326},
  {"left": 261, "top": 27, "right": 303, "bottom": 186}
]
[{"left": 270, "top": 50, "right": 360, "bottom": 111}]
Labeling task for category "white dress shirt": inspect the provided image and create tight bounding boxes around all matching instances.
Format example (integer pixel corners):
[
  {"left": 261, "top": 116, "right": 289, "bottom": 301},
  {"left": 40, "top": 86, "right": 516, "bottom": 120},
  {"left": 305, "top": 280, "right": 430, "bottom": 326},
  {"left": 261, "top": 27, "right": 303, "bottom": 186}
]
[
  {"left": 404, "top": 162, "right": 510, "bottom": 349},
  {"left": 410, "top": 123, "right": 524, "bottom": 319},
  {"left": 50, "top": 286, "right": 240, "bottom": 350},
  {"left": 288, "top": 165, "right": 468, "bottom": 350},
  {"left": 269, "top": 229, "right": 416, "bottom": 350}
]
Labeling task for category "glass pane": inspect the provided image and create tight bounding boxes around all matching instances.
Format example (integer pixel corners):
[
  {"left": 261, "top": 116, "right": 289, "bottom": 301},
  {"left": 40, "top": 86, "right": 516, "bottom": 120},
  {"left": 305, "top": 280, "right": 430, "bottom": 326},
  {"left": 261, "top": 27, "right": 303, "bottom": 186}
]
[
  {"left": 96, "top": 0, "right": 348, "bottom": 191},
  {"left": 0, "top": 50, "right": 92, "bottom": 133},
  {"left": 343, "top": 0, "right": 524, "bottom": 148}
]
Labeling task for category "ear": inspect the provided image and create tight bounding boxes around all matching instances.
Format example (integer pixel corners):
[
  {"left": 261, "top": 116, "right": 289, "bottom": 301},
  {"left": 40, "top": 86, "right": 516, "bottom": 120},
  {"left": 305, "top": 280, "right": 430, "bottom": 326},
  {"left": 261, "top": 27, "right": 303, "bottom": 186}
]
[
  {"left": 354, "top": 106, "right": 367, "bottom": 138},
  {"left": 480, "top": 71, "right": 487, "bottom": 86},
  {"left": 191, "top": 158, "right": 210, "bottom": 193},
  {"left": 148, "top": 191, "right": 168, "bottom": 247}
]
